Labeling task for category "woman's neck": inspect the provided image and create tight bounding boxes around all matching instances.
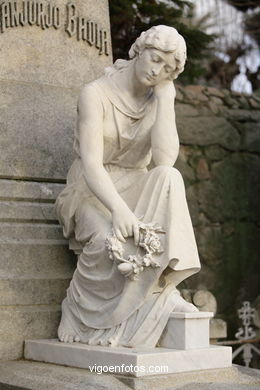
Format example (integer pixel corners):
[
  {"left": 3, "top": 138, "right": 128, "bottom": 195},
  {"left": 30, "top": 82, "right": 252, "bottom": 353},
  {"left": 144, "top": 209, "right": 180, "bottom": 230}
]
[{"left": 112, "top": 59, "right": 151, "bottom": 102}]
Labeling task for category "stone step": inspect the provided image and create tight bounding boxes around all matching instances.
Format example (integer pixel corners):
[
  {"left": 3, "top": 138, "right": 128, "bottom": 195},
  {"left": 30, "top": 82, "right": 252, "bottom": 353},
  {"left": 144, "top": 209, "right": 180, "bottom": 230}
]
[
  {"left": 0, "top": 305, "right": 61, "bottom": 360},
  {"left": 0, "top": 339, "right": 26, "bottom": 362},
  {"left": 0, "top": 222, "right": 65, "bottom": 241},
  {"left": 0, "top": 179, "right": 64, "bottom": 202},
  {"left": 0, "top": 201, "right": 57, "bottom": 223},
  {"left": 1, "top": 361, "right": 260, "bottom": 390},
  {"left": 0, "top": 278, "right": 70, "bottom": 306},
  {"left": 0, "top": 242, "right": 75, "bottom": 279}
]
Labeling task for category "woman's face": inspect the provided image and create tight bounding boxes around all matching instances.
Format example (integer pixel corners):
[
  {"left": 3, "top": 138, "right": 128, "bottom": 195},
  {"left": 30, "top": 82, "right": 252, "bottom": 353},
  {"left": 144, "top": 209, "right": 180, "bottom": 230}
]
[{"left": 134, "top": 48, "right": 176, "bottom": 87}]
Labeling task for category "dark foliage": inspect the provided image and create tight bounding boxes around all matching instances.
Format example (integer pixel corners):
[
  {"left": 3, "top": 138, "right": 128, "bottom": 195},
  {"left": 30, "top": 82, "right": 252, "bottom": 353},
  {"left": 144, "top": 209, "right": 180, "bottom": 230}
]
[
  {"left": 108, "top": 0, "right": 214, "bottom": 84},
  {"left": 245, "top": 10, "right": 260, "bottom": 45},
  {"left": 225, "top": 0, "right": 260, "bottom": 47},
  {"left": 226, "top": 0, "right": 260, "bottom": 11},
  {"left": 205, "top": 46, "right": 246, "bottom": 89}
]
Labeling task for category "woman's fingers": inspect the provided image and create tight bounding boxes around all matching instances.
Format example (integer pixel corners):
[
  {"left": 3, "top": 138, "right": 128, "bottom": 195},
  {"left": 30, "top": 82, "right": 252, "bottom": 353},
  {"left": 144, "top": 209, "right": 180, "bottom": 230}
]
[
  {"left": 122, "top": 223, "right": 140, "bottom": 246},
  {"left": 113, "top": 213, "right": 140, "bottom": 245},
  {"left": 120, "top": 226, "right": 128, "bottom": 238},
  {"left": 114, "top": 228, "right": 126, "bottom": 243},
  {"left": 126, "top": 224, "right": 133, "bottom": 237},
  {"left": 133, "top": 224, "right": 140, "bottom": 246}
]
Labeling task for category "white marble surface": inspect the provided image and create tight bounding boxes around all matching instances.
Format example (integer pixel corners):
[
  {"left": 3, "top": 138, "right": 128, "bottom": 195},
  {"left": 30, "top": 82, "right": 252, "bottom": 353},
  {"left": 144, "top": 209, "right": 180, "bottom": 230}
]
[
  {"left": 160, "top": 312, "right": 214, "bottom": 349},
  {"left": 24, "top": 339, "right": 232, "bottom": 377},
  {"left": 167, "top": 312, "right": 214, "bottom": 319},
  {"left": 55, "top": 25, "right": 201, "bottom": 349}
]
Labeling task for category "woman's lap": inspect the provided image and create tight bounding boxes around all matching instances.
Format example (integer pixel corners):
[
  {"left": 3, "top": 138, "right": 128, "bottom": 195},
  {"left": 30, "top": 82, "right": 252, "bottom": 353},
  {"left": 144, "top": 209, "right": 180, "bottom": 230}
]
[{"left": 70, "top": 165, "right": 185, "bottom": 250}]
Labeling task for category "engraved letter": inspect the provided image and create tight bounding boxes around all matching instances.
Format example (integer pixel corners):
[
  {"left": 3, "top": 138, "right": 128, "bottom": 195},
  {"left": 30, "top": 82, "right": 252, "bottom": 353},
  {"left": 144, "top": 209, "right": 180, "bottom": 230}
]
[
  {"left": 53, "top": 6, "right": 61, "bottom": 29},
  {"left": 98, "top": 30, "right": 103, "bottom": 55},
  {"left": 19, "top": 1, "right": 28, "bottom": 26},
  {"left": 36, "top": 1, "right": 45, "bottom": 30},
  {"left": 28, "top": 0, "right": 36, "bottom": 25},
  {"left": 87, "top": 20, "right": 95, "bottom": 46},
  {"left": 95, "top": 23, "right": 100, "bottom": 50},
  {"left": 0, "top": 2, "right": 10, "bottom": 33},
  {"left": 65, "top": 2, "right": 76, "bottom": 37},
  {"left": 44, "top": 3, "right": 52, "bottom": 28},
  {"left": 77, "top": 17, "right": 87, "bottom": 41},
  {"left": 102, "top": 29, "right": 109, "bottom": 56},
  {"left": 9, "top": 1, "right": 19, "bottom": 27}
]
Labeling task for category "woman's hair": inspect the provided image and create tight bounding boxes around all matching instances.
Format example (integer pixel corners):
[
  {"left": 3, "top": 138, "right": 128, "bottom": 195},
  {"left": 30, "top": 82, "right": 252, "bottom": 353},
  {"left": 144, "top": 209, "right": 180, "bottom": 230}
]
[{"left": 129, "top": 25, "right": 187, "bottom": 80}]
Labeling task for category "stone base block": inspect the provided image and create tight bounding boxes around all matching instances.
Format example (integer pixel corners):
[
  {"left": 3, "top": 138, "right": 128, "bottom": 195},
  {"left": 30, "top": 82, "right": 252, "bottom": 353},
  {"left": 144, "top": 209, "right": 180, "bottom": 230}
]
[
  {"left": 24, "top": 339, "right": 232, "bottom": 377},
  {"left": 159, "top": 312, "right": 214, "bottom": 349},
  {"left": 1, "top": 361, "right": 260, "bottom": 390}
]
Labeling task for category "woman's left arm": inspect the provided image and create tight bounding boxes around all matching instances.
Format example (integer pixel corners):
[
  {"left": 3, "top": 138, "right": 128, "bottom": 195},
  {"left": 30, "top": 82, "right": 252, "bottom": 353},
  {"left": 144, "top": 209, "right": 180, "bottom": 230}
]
[{"left": 151, "top": 80, "right": 179, "bottom": 166}]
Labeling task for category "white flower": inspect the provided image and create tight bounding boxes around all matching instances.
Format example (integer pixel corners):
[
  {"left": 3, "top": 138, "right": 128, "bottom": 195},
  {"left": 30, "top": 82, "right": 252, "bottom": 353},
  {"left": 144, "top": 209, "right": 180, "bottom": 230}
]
[
  {"left": 118, "top": 262, "right": 133, "bottom": 276},
  {"left": 143, "top": 256, "right": 151, "bottom": 267},
  {"left": 106, "top": 222, "right": 164, "bottom": 280}
]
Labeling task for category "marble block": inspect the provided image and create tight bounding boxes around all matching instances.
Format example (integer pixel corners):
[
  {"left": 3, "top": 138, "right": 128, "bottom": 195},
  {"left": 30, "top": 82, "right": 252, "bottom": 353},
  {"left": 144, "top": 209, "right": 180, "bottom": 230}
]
[
  {"left": 159, "top": 312, "right": 214, "bottom": 350},
  {"left": 24, "top": 339, "right": 232, "bottom": 377}
]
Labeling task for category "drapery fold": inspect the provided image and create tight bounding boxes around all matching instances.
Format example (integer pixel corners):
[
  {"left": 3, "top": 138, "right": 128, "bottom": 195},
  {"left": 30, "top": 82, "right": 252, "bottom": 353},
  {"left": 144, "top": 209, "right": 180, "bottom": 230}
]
[{"left": 56, "top": 73, "right": 200, "bottom": 347}]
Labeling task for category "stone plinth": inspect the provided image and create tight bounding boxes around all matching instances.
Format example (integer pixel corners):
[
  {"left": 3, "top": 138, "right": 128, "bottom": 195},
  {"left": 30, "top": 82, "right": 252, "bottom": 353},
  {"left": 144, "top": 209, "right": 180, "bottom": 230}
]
[
  {"left": 159, "top": 312, "right": 214, "bottom": 350},
  {"left": 24, "top": 339, "right": 232, "bottom": 377}
]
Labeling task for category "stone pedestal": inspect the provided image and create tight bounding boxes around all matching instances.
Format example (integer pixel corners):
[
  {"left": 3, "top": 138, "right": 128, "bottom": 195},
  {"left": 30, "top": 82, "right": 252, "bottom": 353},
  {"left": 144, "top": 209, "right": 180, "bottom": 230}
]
[
  {"left": 24, "top": 339, "right": 232, "bottom": 377},
  {"left": 159, "top": 312, "right": 213, "bottom": 350},
  {"left": 24, "top": 311, "right": 232, "bottom": 377}
]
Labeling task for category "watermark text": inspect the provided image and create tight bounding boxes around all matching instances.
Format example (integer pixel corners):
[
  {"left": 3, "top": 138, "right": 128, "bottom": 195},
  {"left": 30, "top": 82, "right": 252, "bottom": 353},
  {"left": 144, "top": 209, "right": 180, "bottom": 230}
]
[{"left": 89, "top": 363, "right": 169, "bottom": 375}]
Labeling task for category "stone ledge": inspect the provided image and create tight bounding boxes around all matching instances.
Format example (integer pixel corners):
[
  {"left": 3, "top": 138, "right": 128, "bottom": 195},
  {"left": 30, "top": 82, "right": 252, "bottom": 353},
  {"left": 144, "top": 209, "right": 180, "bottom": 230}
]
[
  {"left": 24, "top": 339, "right": 232, "bottom": 377},
  {"left": 168, "top": 312, "right": 214, "bottom": 319},
  {"left": 0, "top": 361, "right": 259, "bottom": 390},
  {"left": 0, "top": 179, "right": 64, "bottom": 202},
  {"left": 159, "top": 312, "right": 213, "bottom": 350}
]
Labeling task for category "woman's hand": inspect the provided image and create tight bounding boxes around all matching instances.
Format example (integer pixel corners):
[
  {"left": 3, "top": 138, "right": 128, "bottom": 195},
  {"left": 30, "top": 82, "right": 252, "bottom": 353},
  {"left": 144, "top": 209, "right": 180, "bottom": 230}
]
[
  {"left": 153, "top": 80, "right": 176, "bottom": 100},
  {"left": 112, "top": 205, "right": 140, "bottom": 245}
]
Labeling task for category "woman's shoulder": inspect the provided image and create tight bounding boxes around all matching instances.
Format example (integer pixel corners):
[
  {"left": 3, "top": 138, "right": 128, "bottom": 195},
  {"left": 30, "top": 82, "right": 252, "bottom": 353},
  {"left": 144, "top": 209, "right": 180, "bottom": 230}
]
[
  {"left": 80, "top": 76, "right": 109, "bottom": 103},
  {"left": 81, "top": 77, "right": 102, "bottom": 94}
]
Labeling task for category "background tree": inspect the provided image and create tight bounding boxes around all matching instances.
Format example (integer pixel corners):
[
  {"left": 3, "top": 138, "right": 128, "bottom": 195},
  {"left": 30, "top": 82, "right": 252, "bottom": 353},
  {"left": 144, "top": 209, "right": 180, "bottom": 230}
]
[
  {"left": 183, "top": 0, "right": 260, "bottom": 93},
  {"left": 108, "top": 0, "right": 214, "bottom": 84},
  {"left": 225, "top": 0, "right": 260, "bottom": 92}
]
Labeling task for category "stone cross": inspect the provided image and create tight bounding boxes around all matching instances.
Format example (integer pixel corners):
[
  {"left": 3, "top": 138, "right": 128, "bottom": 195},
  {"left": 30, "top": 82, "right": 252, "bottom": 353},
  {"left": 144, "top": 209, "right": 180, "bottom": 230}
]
[{"left": 233, "top": 301, "right": 260, "bottom": 367}]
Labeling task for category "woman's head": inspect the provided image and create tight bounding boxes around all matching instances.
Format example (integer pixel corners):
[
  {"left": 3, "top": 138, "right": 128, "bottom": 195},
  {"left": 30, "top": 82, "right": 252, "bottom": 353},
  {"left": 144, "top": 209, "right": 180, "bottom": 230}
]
[{"left": 129, "top": 25, "right": 186, "bottom": 80}]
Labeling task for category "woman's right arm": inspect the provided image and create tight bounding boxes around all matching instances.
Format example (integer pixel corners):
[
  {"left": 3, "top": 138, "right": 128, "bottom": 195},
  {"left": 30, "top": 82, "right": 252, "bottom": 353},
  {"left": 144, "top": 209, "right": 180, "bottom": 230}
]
[{"left": 78, "top": 84, "right": 139, "bottom": 244}]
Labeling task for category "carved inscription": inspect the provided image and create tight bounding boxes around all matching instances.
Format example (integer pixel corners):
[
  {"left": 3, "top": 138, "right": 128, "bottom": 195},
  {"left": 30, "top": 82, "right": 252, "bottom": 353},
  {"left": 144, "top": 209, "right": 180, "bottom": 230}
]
[
  {"left": 0, "top": 0, "right": 109, "bottom": 56},
  {"left": 66, "top": 3, "right": 108, "bottom": 55}
]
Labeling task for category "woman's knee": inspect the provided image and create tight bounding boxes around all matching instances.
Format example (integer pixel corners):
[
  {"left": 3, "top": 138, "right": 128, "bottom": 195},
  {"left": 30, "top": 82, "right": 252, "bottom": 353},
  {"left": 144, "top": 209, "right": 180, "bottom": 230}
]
[
  {"left": 152, "top": 165, "right": 184, "bottom": 184},
  {"left": 79, "top": 225, "right": 111, "bottom": 254},
  {"left": 75, "top": 203, "right": 111, "bottom": 244}
]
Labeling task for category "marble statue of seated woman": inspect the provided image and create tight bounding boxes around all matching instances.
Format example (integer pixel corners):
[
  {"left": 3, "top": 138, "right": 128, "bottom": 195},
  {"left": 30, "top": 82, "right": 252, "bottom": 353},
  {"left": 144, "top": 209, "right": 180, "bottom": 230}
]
[{"left": 56, "top": 25, "right": 201, "bottom": 348}]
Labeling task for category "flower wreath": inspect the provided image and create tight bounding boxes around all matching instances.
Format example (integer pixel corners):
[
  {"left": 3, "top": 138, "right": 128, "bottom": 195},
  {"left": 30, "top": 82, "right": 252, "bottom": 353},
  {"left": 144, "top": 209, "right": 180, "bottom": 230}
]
[{"left": 105, "top": 222, "right": 165, "bottom": 281}]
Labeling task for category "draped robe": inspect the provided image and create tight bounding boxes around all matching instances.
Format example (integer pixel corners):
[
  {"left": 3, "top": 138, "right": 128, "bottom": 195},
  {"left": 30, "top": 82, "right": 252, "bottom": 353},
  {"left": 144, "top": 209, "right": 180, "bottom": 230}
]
[{"left": 55, "top": 68, "right": 200, "bottom": 347}]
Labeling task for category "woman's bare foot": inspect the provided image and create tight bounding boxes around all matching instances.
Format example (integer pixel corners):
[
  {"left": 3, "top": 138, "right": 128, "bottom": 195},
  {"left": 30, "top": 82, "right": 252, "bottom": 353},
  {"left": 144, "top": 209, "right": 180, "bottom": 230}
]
[
  {"left": 58, "top": 311, "right": 81, "bottom": 343},
  {"left": 172, "top": 292, "right": 199, "bottom": 313}
]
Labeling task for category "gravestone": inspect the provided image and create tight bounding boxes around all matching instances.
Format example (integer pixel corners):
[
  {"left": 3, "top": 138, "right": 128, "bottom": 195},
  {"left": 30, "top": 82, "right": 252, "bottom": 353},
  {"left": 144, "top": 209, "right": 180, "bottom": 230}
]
[{"left": 0, "top": 0, "right": 112, "bottom": 360}]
